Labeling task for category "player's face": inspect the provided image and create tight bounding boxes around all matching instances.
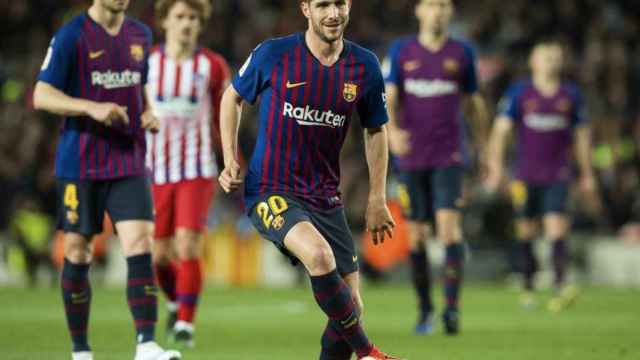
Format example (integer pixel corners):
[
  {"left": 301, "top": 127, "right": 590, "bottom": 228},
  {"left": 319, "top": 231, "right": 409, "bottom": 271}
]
[
  {"left": 97, "top": 0, "right": 129, "bottom": 13},
  {"left": 531, "top": 44, "right": 564, "bottom": 77},
  {"left": 302, "top": 0, "right": 351, "bottom": 44},
  {"left": 416, "top": 0, "right": 453, "bottom": 35},
  {"left": 163, "top": 1, "right": 202, "bottom": 47}
]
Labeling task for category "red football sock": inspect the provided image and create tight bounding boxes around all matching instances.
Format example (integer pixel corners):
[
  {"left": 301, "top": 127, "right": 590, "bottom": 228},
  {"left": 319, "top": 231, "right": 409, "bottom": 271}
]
[{"left": 176, "top": 258, "right": 203, "bottom": 324}]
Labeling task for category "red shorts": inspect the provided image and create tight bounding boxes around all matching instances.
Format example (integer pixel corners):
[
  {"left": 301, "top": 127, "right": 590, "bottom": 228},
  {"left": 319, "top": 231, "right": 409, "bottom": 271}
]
[{"left": 152, "top": 178, "right": 215, "bottom": 239}]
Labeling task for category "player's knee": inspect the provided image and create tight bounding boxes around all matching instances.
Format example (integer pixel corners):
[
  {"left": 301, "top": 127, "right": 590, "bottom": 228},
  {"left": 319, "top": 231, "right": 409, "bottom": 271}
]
[
  {"left": 307, "top": 244, "right": 336, "bottom": 275},
  {"left": 437, "top": 225, "right": 461, "bottom": 245},
  {"left": 64, "top": 235, "right": 92, "bottom": 263},
  {"left": 408, "top": 225, "right": 427, "bottom": 248},
  {"left": 121, "top": 232, "right": 153, "bottom": 256},
  {"left": 517, "top": 220, "right": 538, "bottom": 240},
  {"left": 175, "top": 230, "right": 200, "bottom": 260},
  {"left": 152, "top": 242, "right": 172, "bottom": 265}
]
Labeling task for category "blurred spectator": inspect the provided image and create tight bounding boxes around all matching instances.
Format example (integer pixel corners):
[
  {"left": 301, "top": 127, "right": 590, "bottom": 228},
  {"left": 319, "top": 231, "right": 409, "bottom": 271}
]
[{"left": 1, "top": 0, "right": 639, "bottom": 265}]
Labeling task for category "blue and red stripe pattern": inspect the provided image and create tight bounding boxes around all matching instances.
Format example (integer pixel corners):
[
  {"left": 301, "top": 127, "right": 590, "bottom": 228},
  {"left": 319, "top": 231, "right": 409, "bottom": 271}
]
[
  {"left": 232, "top": 33, "right": 388, "bottom": 211},
  {"left": 37, "top": 13, "right": 152, "bottom": 180}
]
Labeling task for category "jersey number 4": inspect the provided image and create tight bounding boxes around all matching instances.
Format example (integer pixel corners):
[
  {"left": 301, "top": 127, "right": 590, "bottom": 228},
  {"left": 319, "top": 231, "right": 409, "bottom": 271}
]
[
  {"left": 256, "top": 195, "right": 288, "bottom": 230},
  {"left": 64, "top": 184, "right": 80, "bottom": 211}
]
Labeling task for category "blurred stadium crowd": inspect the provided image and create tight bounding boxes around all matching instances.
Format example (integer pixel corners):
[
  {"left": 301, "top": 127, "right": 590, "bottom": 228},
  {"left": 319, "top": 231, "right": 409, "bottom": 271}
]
[{"left": 1, "top": 0, "right": 640, "bottom": 283}]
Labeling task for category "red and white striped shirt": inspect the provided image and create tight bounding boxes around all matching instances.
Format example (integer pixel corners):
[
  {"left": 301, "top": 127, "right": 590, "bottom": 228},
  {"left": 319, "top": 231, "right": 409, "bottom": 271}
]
[{"left": 146, "top": 46, "right": 230, "bottom": 184}]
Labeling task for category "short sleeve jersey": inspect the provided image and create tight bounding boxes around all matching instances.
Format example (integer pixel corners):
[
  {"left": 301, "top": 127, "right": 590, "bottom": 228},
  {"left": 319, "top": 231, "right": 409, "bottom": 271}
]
[
  {"left": 38, "top": 13, "right": 152, "bottom": 180},
  {"left": 232, "top": 33, "right": 388, "bottom": 210}
]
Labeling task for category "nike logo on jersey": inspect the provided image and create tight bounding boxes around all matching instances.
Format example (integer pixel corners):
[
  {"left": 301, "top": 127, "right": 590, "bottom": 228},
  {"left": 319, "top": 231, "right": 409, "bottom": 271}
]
[
  {"left": 403, "top": 60, "right": 421, "bottom": 72},
  {"left": 89, "top": 50, "right": 105, "bottom": 59},
  {"left": 286, "top": 81, "right": 307, "bottom": 89},
  {"left": 352, "top": 255, "right": 358, "bottom": 263}
]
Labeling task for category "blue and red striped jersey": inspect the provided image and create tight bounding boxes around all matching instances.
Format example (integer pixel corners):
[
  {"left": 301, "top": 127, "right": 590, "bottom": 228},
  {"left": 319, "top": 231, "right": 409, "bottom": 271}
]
[
  {"left": 37, "top": 13, "right": 152, "bottom": 180},
  {"left": 232, "top": 33, "right": 388, "bottom": 210}
]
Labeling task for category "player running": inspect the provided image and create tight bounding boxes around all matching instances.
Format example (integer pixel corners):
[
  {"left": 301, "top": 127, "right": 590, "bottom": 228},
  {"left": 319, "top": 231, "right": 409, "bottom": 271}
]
[
  {"left": 383, "top": 0, "right": 489, "bottom": 335},
  {"left": 218, "top": 1, "right": 400, "bottom": 359},
  {"left": 486, "top": 39, "right": 595, "bottom": 311},
  {"left": 33, "top": 0, "right": 180, "bottom": 359},
  {"left": 146, "top": 0, "right": 230, "bottom": 348}
]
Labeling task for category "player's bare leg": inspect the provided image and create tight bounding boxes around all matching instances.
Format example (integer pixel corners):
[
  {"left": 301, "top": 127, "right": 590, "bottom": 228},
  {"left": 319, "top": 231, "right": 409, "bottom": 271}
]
[
  {"left": 407, "top": 221, "right": 434, "bottom": 335},
  {"left": 62, "top": 233, "right": 94, "bottom": 360},
  {"left": 152, "top": 239, "right": 178, "bottom": 337},
  {"left": 544, "top": 214, "right": 577, "bottom": 312},
  {"left": 117, "top": 220, "right": 181, "bottom": 360},
  {"left": 285, "top": 222, "right": 397, "bottom": 359},
  {"left": 169, "top": 228, "right": 203, "bottom": 348},
  {"left": 516, "top": 219, "right": 540, "bottom": 308},
  {"left": 435, "top": 209, "right": 464, "bottom": 335}
]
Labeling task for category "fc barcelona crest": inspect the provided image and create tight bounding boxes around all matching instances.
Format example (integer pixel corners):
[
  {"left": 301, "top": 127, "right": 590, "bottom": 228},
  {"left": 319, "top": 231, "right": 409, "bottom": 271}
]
[
  {"left": 444, "top": 58, "right": 459, "bottom": 74},
  {"left": 130, "top": 44, "right": 144, "bottom": 62},
  {"left": 343, "top": 83, "right": 358, "bottom": 102},
  {"left": 556, "top": 98, "right": 571, "bottom": 113}
]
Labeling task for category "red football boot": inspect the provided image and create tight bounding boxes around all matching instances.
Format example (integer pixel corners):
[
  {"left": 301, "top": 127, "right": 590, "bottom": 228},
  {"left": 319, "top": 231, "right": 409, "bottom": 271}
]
[{"left": 359, "top": 346, "right": 402, "bottom": 360}]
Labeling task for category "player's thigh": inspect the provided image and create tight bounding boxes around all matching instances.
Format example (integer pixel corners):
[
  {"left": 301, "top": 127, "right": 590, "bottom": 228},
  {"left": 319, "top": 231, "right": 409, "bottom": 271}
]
[
  {"left": 432, "top": 166, "right": 464, "bottom": 243},
  {"left": 151, "top": 182, "right": 176, "bottom": 240},
  {"left": 56, "top": 178, "right": 106, "bottom": 239},
  {"left": 543, "top": 214, "right": 570, "bottom": 240},
  {"left": 175, "top": 177, "right": 215, "bottom": 234},
  {"left": 398, "top": 170, "right": 433, "bottom": 223},
  {"left": 152, "top": 236, "right": 175, "bottom": 264},
  {"left": 106, "top": 176, "right": 155, "bottom": 256},
  {"left": 284, "top": 221, "right": 336, "bottom": 275},
  {"left": 541, "top": 183, "right": 570, "bottom": 238},
  {"left": 248, "top": 193, "right": 315, "bottom": 268},
  {"left": 310, "top": 207, "right": 359, "bottom": 276}
]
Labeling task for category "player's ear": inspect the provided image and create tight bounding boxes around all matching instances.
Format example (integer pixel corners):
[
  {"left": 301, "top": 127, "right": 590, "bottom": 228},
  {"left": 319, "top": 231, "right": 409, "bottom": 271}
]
[{"left": 301, "top": 1, "right": 311, "bottom": 19}]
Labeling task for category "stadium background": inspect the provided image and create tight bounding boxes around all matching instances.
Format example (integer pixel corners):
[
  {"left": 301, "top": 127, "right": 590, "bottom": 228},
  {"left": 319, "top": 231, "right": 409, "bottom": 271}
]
[
  {"left": 1, "top": 1, "right": 640, "bottom": 359},
  {"left": 2, "top": 0, "right": 639, "bottom": 286}
]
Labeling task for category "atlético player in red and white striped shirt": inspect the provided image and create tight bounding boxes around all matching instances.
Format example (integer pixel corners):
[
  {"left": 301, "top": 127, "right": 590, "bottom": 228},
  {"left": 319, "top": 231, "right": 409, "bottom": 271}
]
[{"left": 145, "top": 0, "right": 229, "bottom": 348}]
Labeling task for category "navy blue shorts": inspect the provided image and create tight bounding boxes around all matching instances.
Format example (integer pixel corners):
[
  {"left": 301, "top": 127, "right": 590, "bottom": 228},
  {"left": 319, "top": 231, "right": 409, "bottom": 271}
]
[
  {"left": 511, "top": 181, "right": 569, "bottom": 219},
  {"left": 397, "top": 166, "right": 464, "bottom": 222},
  {"left": 56, "top": 176, "right": 154, "bottom": 237},
  {"left": 248, "top": 193, "right": 358, "bottom": 275}
]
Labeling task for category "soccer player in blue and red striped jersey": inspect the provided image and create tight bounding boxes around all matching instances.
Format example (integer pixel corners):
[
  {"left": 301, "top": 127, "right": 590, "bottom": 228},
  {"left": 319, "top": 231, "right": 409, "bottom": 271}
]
[
  {"left": 486, "top": 39, "right": 595, "bottom": 312},
  {"left": 218, "top": 1, "right": 400, "bottom": 359},
  {"left": 33, "top": 1, "right": 180, "bottom": 359},
  {"left": 384, "top": 0, "right": 489, "bottom": 335}
]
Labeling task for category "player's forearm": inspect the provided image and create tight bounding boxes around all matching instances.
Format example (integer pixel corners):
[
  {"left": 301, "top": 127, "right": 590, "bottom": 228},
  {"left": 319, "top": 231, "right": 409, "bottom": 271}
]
[
  {"left": 219, "top": 86, "right": 243, "bottom": 166},
  {"left": 364, "top": 126, "right": 389, "bottom": 202},
  {"left": 33, "top": 82, "right": 93, "bottom": 117},
  {"left": 575, "top": 126, "right": 594, "bottom": 177},
  {"left": 487, "top": 120, "right": 509, "bottom": 171},
  {"left": 465, "top": 94, "right": 490, "bottom": 151}
]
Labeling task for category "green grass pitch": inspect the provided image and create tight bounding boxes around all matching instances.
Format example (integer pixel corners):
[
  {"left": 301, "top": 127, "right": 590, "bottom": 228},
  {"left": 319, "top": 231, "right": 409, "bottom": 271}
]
[{"left": 1, "top": 285, "right": 638, "bottom": 359}]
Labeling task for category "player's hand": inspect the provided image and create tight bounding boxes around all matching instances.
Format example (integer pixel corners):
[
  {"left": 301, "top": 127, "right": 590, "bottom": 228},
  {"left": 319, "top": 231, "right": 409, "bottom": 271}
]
[
  {"left": 388, "top": 127, "right": 411, "bottom": 156},
  {"left": 218, "top": 160, "right": 244, "bottom": 193},
  {"left": 141, "top": 110, "right": 160, "bottom": 133},
  {"left": 87, "top": 102, "right": 129, "bottom": 126},
  {"left": 365, "top": 198, "right": 396, "bottom": 245}
]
